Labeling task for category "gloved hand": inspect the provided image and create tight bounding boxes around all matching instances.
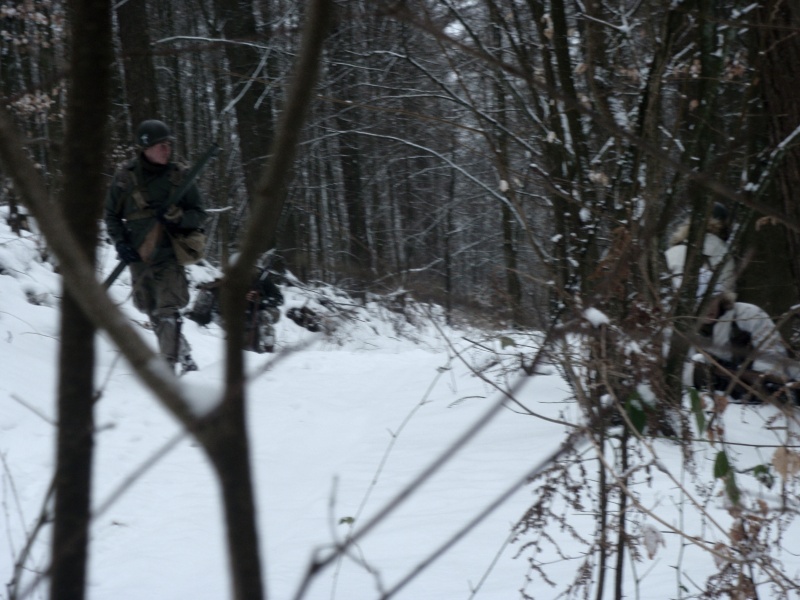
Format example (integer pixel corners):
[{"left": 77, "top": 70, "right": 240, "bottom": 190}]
[
  {"left": 115, "top": 241, "right": 141, "bottom": 263},
  {"left": 158, "top": 205, "right": 184, "bottom": 231}
]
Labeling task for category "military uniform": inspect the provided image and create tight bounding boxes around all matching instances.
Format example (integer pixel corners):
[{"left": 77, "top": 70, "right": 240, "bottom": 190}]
[
  {"left": 105, "top": 120, "right": 207, "bottom": 372},
  {"left": 188, "top": 268, "right": 284, "bottom": 353}
]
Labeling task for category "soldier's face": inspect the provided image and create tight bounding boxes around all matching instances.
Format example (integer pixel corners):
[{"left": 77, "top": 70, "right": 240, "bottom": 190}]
[{"left": 143, "top": 141, "right": 172, "bottom": 165}]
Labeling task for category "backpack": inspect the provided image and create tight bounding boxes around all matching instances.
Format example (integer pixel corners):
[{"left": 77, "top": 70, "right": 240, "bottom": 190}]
[{"left": 186, "top": 280, "right": 221, "bottom": 326}]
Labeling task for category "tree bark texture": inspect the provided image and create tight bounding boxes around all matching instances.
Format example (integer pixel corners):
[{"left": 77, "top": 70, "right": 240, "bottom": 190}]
[
  {"left": 209, "top": 2, "right": 335, "bottom": 598},
  {"left": 739, "top": 0, "right": 800, "bottom": 324},
  {"left": 213, "top": 0, "right": 276, "bottom": 199},
  {"left": 328, "top": 7, "right": 371, "bottom": 290},
  {"left": 116, "top": 0, "right": 160, "bottom": 129},
  {"left": 50, "top": 0, "right": 113, "bottom": 598}
]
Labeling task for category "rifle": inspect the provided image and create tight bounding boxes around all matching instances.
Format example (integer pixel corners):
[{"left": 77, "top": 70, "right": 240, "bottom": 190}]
[
  {"left": 246, "top": 290, "right": 262, "bottom": 352},
  {"left": 103, "top": 142, "right": 221, "bottom": 289}
]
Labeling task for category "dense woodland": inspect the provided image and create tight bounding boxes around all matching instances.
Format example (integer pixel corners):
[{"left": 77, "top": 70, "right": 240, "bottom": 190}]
[
  {"left": 2, "top": 1, "right": 800, "bottom": 599},
  {"left": 3, "top": 1, "right": 800, "bottom": 323}
]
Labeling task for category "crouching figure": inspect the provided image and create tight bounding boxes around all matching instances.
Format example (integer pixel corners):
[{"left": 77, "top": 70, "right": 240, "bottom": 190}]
[
  {"left": 692, "top": 292, "right": 800, "bottom": 405},
  {"left": 188, "top": 265, "right": 284, "bottom": 353}
]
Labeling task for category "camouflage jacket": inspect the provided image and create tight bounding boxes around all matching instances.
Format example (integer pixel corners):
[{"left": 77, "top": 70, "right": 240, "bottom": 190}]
[{"left": 105, "top": 155, "right": 206, "bottom": 265}]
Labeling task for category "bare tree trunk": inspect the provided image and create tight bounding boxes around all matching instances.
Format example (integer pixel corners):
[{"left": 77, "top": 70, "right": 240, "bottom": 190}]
[
  {"left": 116, "top": 0, "right": 160, "bottom": 129},
  {"left": 338, "top": 130, "right": 370, "bottom": 287},
  {"left": 200, "top": 376, "right": 265, "bottom": 600},
  {"left": 739, "top": 0, "right": 800, "bottom": 327},
  {"left": 594, "top": 435, "right": 607, "bottom": 600},
  {"left": 444, "top": 160, "right": 455, "bottom": 325},
  {"left": 209, "top": 2, "right": 334, "bottom": 598},
  {"left": 613, "top": 430, "right": 629, "bottom": 600},
  {"left": 328, "top": 7, "right": 371, "bottom": 293},
  {"left": 50, "top": 1, "right": 113, "bottom": 598},
  {"left": 488, "top": 3, "right": 523, "bottom": 326},
  {"left": 213, "top": 0, "right": 276, "bottom": 200}
]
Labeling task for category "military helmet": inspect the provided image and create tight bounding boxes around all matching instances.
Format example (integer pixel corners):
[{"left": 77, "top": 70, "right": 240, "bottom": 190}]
[
  {"left": 136, "top": 119, "right": 174, "bottom": 148},
  {"left": 709, "top": 202, "right": 732, "bottom": 241},
  {"left": 712, "top": 202, "right": 729, "bottom": 223}
]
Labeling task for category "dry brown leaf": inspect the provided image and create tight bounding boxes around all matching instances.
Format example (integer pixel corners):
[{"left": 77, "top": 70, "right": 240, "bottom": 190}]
[
  {"left": 730, "top": 520, "right": 745, "bottom": 543},
  {"left": 712, "top": 542, "right": 730, "bottom": 569},
  {"left": 713, "top": 393, "right": 729, "bottom": 413},
  {"left": 772, "top": 447, "right": 800, "bottom": 479}
]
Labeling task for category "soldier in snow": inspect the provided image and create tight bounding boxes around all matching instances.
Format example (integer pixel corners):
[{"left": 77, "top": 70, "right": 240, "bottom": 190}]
[
  {"left": 188, "top": 256, "right": 284, "bottom": 353},
  {"left": 691, "top": 292, "right": 800, "bottom": 404},
  {"left": 665, "top": 204, "right": 800, "bottom": 404},
  {"left": 665, "top": 202, "right": 737, "bottom": 300},
  {"left": 105, "top": 119, "right": 206, "bottom": 373}
]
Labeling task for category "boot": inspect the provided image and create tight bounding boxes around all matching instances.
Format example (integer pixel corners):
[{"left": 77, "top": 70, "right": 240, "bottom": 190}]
[{"left": 178, "top": 334, "right": 198, "bottom": 374}]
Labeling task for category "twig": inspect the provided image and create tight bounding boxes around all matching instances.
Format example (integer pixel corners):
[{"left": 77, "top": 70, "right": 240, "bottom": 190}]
[{"left": 330, "top": 357, "right": 453, "bottom": 598}]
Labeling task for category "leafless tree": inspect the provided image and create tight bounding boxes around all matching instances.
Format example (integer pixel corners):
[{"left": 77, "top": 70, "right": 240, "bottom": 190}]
[
  {"left": 3, "top": 0, "right": 800, "bottom": 598},
  {"left": 49, "top": 1, "right": 114, "bottom": 598},
  {"left": 0, "top": 1, "right": 333, "bottom": 599}
]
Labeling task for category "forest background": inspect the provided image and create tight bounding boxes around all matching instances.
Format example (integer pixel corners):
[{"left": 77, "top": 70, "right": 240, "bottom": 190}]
[{"left": 2, "top": 1, "right": 800, "bottom": 599}]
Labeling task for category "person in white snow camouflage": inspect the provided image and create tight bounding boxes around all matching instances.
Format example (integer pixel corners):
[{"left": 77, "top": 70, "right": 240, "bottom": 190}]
[
  {"left": 692, "top": 293, "right": 800, "bottom": 404},
  {"left": 105, "top": 119, "right": 206, "bottom": 374},
  {"left": 665, "top": 204, "right": 799, "bottom": 403},
  {"left": 665, "top": 202, "right": 737, "bottom": 299}
]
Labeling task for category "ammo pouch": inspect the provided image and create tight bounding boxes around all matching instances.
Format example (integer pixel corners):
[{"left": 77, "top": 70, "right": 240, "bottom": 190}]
[{"left": 167, "top": 228, "right": 206, "bottom": 266}]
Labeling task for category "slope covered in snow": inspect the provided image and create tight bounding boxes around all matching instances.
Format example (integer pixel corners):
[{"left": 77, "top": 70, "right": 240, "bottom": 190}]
[{"left": 3, "top": 207, "right": 800, "bottom": 599}]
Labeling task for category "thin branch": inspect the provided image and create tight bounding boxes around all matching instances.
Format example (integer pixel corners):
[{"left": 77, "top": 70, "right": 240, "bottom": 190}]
[
  {"left": 381, "top": 2, "right": 800, "bottom": 232},
  {"left": 381, "top": 428, "right": 590, "bottom": 599},
  {"left": 0, "top": 106, "right": 213, "bottom": 447},
  {"left": 292, "top": 322, "right": 560, "bottom": 600}
]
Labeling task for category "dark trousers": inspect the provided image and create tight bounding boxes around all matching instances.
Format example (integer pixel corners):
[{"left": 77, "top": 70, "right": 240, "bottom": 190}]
[{"left": 692, "top": 358, "right": 798, "bottom": 405}]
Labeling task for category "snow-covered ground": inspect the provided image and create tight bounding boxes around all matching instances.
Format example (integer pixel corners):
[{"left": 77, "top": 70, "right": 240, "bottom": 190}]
[{"left": 2, "top": 208, "right": 800, "bottom": 599}]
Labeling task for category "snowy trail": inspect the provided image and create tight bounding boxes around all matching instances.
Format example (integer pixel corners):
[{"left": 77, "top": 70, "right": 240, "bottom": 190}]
[{"left": 5, "top": 212, "right": 800, "bottom": 599}]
